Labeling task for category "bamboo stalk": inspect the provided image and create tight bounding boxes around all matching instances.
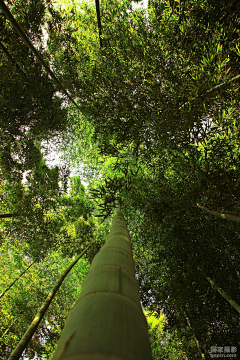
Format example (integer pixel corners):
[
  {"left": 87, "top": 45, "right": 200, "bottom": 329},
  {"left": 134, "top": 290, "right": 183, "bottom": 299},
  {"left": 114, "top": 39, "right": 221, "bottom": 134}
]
[
  {"left": 184, "top": 312, "right": 205, "bottom": 360},
  {"left": 95, "top": 0, "right": 103, "bottom": 48},
  {"left": 204, "top": 274, "right": 240, "bottom": 315},
  {"left": 0, "top": 213, "right": 17, "bottom": 219},
  {"left": 0, "top": 261, "right": 35, "bottom": 299},
  {"left": 8, "top": 245, "right": 90, "bottom": 360},
  {"left": 196, "top": 203, "right": 240, "bottom": 224},
  {"left": 52, "top": 204, "right": 152, "bottom": 360}
]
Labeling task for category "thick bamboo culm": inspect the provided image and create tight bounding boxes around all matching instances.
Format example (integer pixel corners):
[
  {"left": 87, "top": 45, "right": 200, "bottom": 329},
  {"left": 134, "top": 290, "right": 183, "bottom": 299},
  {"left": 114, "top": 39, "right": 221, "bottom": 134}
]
[{"left": 52, "top": 204, "right": 152, "bottom": 360}]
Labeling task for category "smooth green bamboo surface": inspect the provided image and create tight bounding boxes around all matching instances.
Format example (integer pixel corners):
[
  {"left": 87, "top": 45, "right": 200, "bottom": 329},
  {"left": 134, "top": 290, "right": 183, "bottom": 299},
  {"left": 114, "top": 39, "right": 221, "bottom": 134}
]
[{"left": 52, "top": 206, "right": 152, "bottom": 360}]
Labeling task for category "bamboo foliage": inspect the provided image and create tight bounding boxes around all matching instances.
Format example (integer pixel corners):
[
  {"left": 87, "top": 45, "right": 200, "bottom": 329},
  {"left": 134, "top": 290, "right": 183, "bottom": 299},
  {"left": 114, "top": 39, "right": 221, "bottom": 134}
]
[
  {"left": 52, "top": 204, "right": 152, "bottom": 360},
  {"left": 0, "top": 0, "right": 79, "bottom": 109}
]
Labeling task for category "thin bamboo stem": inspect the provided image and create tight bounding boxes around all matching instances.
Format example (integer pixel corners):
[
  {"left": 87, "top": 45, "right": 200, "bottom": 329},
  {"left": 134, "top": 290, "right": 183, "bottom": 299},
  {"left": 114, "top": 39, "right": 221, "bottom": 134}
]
[
  {"left": 204, "top": 274, "right": 240, "bottom": 315},
  {"left": 184, "top": 312, "right": 205, "bottom": 360},
  {"left": 179, "top": 74, "right": 240, "bottom": 110},
  {"left": 196, "top": 203, "right": 240, "bottom": 224},
  {"left": 0, "top": 261, "right": 35, "bottom": 299},
  {"left": 0, "top": 213, "right": 17, "bottom": 219},
  {"left": 8, "top": 245, "right": 90, "bottom": 360},
  {"left": 95, "top": 0, "right": 103, "bottom": 48}
]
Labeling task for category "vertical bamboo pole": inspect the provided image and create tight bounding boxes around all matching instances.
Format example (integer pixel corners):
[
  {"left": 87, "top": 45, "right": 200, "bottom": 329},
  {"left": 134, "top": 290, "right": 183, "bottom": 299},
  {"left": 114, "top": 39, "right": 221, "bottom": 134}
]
[
  {"left": 184, "top": 312, "right": 205, "bottom": 360},
  {"left": 52, "top": 204, "right": 152, "bottom": 360},
  {"left": 204, "top": 274, "right": 240, "bottom": 314}
]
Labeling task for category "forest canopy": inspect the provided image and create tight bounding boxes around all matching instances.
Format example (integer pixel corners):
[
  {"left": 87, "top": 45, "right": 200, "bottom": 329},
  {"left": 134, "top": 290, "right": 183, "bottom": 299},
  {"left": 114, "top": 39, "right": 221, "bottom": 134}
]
[{"left": 0, "top": 0, "right": 240, "bottom": 358}]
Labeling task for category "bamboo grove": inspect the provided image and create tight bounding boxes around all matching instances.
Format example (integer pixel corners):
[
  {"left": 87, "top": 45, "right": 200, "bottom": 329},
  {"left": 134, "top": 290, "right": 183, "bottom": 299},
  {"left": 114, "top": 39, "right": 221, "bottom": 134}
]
[{"left": 0, "top": 0, "right": 240, "bottom": 358}]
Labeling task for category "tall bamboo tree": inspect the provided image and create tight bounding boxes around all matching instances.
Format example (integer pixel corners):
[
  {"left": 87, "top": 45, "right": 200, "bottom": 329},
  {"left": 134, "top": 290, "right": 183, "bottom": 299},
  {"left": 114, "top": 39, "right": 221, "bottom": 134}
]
[{"left": 52, "top": 203, "right": 152, "bottom": 360}]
